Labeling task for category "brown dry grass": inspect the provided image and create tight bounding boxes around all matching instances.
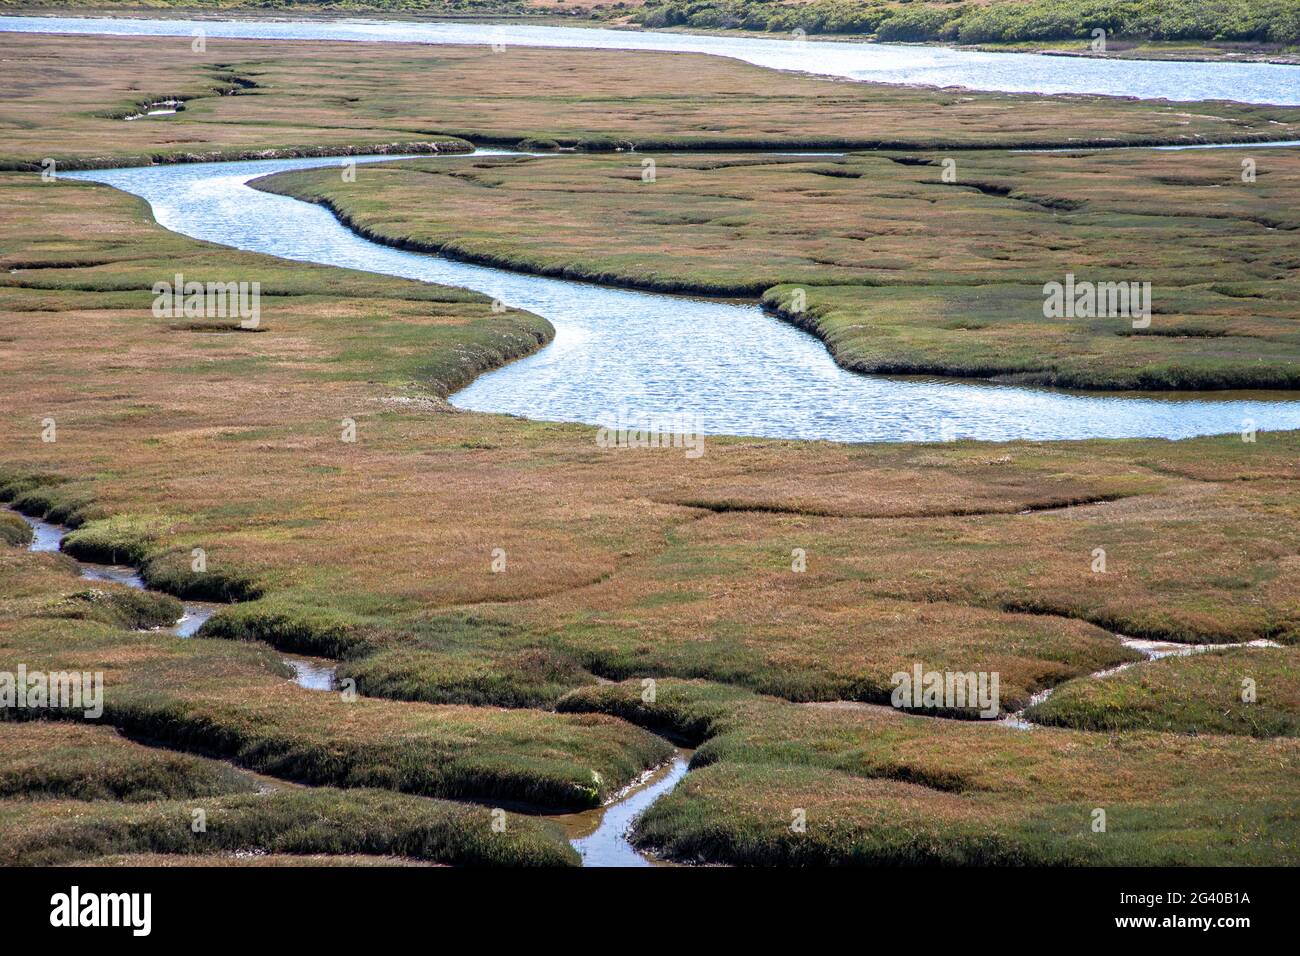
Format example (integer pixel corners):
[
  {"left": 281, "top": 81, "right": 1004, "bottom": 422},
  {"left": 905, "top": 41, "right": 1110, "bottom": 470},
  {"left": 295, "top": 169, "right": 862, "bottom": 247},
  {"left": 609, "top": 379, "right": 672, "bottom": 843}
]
[
  {"left": 0, "top": 30, "right": 1297, "bottom": 864},
  {"left": 2, "top": 32, "right": 1297, "bottom": 172},
  {"left": 258, "top": 149, "right": 1300, "bottom": 387},
  {"left": 563, "top": 678, "right": 1300, "bottom": 864}
]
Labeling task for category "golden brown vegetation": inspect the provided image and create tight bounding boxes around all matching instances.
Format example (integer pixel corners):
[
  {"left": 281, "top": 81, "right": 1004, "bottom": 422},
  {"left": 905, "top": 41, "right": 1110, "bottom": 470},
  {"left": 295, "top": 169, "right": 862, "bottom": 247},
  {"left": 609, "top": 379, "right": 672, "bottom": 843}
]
[
  {"left": 3, "top": 32, "right": 1298, "bottom": 173},
  {"left": 0, "top": 30, "right": 1297, "bottom": 865},
  {"left": 260, "top": 148, "right": 1300, "bottom": 388}
]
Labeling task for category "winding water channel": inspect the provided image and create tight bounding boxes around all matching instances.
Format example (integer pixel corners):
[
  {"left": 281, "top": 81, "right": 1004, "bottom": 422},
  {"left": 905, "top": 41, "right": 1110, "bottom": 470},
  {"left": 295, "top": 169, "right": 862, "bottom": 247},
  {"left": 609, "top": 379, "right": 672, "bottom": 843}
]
[
  {"left": 4, "top": 15, "right": 1300, "bottom": 104},
  {"left": 9, "top": 14, "right": 1300, "bottom": 865},
  {"left": 64, "top": 153, "right": 1300, "bottom": 442},
  {"left": 28, "top": 148, "right": 1296, "bottom": 862},
  {"left": 19, "top": 503, "right": 1280, "bottom": 861},
  {"left": 17, "top": 510, "right": 685, "bottom": 866}
]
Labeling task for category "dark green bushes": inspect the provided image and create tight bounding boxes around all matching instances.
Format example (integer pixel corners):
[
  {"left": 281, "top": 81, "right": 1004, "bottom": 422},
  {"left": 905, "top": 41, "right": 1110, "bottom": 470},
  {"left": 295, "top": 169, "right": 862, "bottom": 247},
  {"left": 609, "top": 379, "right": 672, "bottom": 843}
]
[{"left": 636, "top": 0, "right": 1300, "bottom": 45}]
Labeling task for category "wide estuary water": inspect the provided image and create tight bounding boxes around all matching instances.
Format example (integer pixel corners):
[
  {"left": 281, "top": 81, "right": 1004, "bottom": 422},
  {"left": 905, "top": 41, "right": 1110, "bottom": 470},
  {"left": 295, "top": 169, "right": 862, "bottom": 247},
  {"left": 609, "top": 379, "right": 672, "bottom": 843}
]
[{"left": 3, "top": 14, "right": 1300, "bottom": 103}]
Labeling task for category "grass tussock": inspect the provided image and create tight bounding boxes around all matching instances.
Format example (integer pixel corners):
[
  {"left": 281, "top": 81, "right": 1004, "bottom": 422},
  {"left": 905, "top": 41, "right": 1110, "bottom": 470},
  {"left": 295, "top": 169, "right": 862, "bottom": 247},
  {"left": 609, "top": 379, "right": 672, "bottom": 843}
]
[
  {"left": 0, "top": 788, "right": 578, "bottom": 867},
  {"left": 342, "top": 645, "right": 597, "bottom": 710},
  {"left": 142, "top": 550, "right": 263, "bottom": 603},
  {"left": 0, "top": 722, "right": 257, "bottom": 802},
  {"left": 0, "top": 512, "right": 32, "bottom": 548},
  {"left": 41, "top": 586, "right": 182, "bottom": 631},
  {"left": 60, "top": 515, "right": 163, "bottom": 568},
  {"left": 1028, "top": 646, "right": 1300, "bottom": 736},
  {"left": 558, "top": 679, "right": 756, "bottom": 745},
  {"left": 199, "top": 599, "right": 379, "bottom": 658}
]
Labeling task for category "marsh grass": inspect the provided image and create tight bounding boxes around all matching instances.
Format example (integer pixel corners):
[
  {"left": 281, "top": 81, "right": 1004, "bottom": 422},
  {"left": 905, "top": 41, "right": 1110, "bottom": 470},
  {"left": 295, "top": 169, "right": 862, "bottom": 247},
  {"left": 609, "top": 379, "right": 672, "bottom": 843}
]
[
  {"left": 634, "top": 760, "right": 1299, "bottom": 866},
  {"left": 0, "top": 550, "right": 671, "bottom": 813},
  {"left": 141, "top": 553, "right": 263, "bottom": 603},
  {"left": 1028, "top": 646, "right": 1300, "bottom": 736},
  {"left": 340, "top": 645, "right": 598, "bottom": 710},
  {"left": 199, "top": 599, "right": 381, "bottom": 658},
  {"left": 60, "top": 516, "right": 168, "bottom": 568},
  {"left": 2, "top": 41, "right": 1299, "bottom": 863},
  {"left": 261, "top": 150, "right": 1300, "bottom": 390},
  {"left": 0, "top": 512, "right": 32, "bottom": 548},
  {"left": 42, "top": 586, "right": 182, "bottom": 631},
  {"left": 1, "top": 788, "right": 579, "bottom": 867},
  {"left": 0, "top": 722, "right": 258, "bottom": 802},
  {"left": 563, "top": 678, "right": 1300, "bottom": 864},
  {"left": 3, "top": 32, "right": 1297, "bottom": 173}
]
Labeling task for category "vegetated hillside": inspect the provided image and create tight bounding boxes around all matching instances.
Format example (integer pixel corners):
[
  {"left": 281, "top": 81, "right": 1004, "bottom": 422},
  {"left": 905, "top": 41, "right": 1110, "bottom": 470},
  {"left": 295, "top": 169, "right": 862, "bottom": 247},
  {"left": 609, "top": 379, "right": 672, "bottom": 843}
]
[
  {"left": 7, "top": 0, "right": 1300, "bottom": 45},
  {"left": 637, "top": 0, "right": 1300, "bottom": 45}
]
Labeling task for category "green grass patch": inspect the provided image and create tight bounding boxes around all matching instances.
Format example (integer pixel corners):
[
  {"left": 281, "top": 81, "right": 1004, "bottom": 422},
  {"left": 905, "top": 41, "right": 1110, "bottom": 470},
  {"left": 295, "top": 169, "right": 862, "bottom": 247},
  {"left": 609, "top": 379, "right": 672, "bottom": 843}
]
[
  {"left": 1028, "top": 646, "right": 1300, "bottom": 736},
  {"left": 40, "top": 586, "right": 182, "bottom": 631},
  {"left": 199, "top": 599, "right": 381, "bottom": 658},
  {"left": 0, "top": 512, "right": 32, "bottom": 548},
  {"left": 0, "top": 722, "right": 257, "bottom": 802},
  {"left": 0, "top": 787, "right": 578, "bottom": 867}
]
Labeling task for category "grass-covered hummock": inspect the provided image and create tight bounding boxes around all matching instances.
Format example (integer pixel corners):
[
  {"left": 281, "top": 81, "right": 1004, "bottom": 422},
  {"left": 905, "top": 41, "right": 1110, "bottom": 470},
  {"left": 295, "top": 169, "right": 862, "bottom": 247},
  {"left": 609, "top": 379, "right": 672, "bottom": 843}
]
[
  {"left": 562, "top": 678, "right": 1300, "bottom": 865},
  {"left": 338, "top": 642, "right": 600, "bottom": 710},
  {"left": 197, "top": 598, "right": 383, "bottom": 659},
  {"left": 0, "top": 788, "right": 580, "bottom": 867},
  {"left": 0, "top": 722, "right": 259, "bottom": 802},
  {"left": 257, "top": 149, "right": 1300, "bottom": 390},
  {"left": 41, "top": 586, "right": 183, "bottom": 632},
  {"left": 1027, "top": 646, "right": 1300, "bottom": 736},
  {"left": 0, "top": 512, "right": 33, "bottom": 548}
]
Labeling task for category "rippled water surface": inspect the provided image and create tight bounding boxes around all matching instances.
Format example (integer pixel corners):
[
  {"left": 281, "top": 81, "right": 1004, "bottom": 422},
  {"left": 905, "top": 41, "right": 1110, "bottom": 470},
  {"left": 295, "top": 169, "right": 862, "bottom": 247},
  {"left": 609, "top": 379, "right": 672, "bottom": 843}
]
[
  {"left": 4, "top": 15, "right": 1300, "bottom": 103},
  {"left": 559, "top": 753, "right": 691, "bottom": 867},
  {"left": 68, "top": 154, "right": 1300, "bottom": 442}
]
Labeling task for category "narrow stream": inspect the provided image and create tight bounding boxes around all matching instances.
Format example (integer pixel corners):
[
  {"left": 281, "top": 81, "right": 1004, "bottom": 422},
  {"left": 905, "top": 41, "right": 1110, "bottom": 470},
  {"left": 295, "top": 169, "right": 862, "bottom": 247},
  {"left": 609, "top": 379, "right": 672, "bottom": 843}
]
[
  {"left": 14, "top": 508, "right": 686, "bottom": 865},
  {"left": 557, "top": 751, "right": 691, "bottom": 867},
  {"left": 281, "top": 655, "right": 338, "bottom": 692},
  {"left": 123, "top": 99, "right": 183, "bottom": 121},
  {"left": 998, "top": 634, "right": 1284, "bottom": 729},
  {"left": 19, "top": 512, "right": 324, "bottom": 688},
  {"left": 64, "top": 153, "right": 1300, "bottom": 443}
]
